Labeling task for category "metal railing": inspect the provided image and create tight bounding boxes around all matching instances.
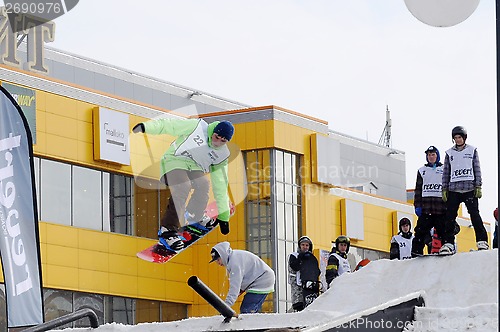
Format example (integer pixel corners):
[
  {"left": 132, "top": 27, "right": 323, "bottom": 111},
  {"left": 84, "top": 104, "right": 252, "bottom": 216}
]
[{"left": 22, "top": 308, "right": 99, "bottom": 332}]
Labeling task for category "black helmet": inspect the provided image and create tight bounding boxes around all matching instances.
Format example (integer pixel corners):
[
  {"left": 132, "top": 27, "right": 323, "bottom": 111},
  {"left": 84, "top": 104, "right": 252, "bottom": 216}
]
[
  {"left": 298, "top": 236, "right": 313, "bottom": 251},
  {"left": 399, "top": 217, "right": 412, "bottom": 232},
  {"left": 335, "top": 235, "right": 351, "bottom": 253},
  {"left": 424, "top": 145, "right": 440, "bottom": 163},
  {"left": 452, "top": 126, "right": 467, "bottom": 141}
]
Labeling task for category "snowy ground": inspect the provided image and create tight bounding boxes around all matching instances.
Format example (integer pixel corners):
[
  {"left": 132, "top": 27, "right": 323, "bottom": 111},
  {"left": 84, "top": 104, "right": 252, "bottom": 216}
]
[{"left": 64, "top": 250, "right": 498, "bottom": 332}]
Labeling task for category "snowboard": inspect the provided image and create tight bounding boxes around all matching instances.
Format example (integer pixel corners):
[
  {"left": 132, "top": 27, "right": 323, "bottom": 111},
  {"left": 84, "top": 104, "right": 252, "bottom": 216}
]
[
  {"left": 354, "top": 258, "right": 370, "bottom": 271},
  {"left": 137, "top": 201, "right": 235, "bottom": 263},
  {"left": 303, "top": 288, "right": 319, "bottom": 308}
]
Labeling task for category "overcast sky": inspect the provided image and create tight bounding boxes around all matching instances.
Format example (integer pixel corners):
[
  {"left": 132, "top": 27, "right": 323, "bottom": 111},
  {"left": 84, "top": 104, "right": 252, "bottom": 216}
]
[{"left": 14, "top": 1, "right": 499, "bottom": 229}]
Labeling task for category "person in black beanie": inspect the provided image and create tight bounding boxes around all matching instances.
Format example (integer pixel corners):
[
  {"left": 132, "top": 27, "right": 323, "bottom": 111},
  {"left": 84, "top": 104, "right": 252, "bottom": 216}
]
[
  {"left": 441, "top": 126, "right": 488, "bottom": 253},
  {"left": 412, "top": 146, "right": 448, "bottom": 256},
  {"left": 288, "top": 236, "right": 320, "bottom": 311}
]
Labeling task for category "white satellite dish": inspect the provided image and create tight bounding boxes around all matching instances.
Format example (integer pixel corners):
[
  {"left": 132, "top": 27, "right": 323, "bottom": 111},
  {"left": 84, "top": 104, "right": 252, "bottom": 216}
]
[{"left": 404, "top": 0, "right": 480, "bottom": 27}]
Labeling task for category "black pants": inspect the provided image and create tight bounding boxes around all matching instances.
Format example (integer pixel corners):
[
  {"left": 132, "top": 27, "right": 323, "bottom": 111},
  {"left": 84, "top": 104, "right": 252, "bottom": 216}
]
[
  {"left": 160, "top": 169, "right": 209, "bottom": 231},
  {"left": 443, "top": 191, "right": 488, "bottom": 244},
  {"left": 412, "top": 213, "right": 446, "bottom": 255}
]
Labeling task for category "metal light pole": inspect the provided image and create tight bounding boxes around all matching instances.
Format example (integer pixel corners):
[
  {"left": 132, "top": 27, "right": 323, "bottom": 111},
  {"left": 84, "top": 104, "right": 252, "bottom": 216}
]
[{"left": 496, "top": 0, "right": 499, "bottom": 251}]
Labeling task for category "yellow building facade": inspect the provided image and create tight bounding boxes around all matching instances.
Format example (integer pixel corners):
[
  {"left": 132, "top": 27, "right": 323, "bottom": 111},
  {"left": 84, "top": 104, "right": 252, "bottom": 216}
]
[{"left": 0, "top": 34, "right": 487, "bottom": 328}]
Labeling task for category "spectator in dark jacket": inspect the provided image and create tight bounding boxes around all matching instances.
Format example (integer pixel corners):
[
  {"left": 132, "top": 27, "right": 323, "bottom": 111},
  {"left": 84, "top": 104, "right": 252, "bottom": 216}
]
[
  {"left": 441, "top": 126, "right": 488, "bottom": 253},
  {"left": 325, "top": 236, "right": 351, "bottom": 288},
  {"left": 412, "top": 146, "right": 448, "bottom": 256},
  {"left": 390, "top": 218, "right": 414, "bottom": 259},
  {"left": 288, "top": 236, "right": 320, "bottom": 311}
]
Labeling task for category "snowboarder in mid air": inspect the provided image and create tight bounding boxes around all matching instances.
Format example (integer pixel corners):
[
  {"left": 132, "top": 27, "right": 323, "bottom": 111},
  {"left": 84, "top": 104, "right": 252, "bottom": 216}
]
[{"left": 132, "top": 118, "right": 234, "bottom": 251}]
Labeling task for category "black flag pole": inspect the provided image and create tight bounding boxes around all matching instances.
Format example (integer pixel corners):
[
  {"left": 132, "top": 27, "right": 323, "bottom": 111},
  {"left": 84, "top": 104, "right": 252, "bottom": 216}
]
[{"left": 188, "top": 275, "right": 236, "bottom": 322}]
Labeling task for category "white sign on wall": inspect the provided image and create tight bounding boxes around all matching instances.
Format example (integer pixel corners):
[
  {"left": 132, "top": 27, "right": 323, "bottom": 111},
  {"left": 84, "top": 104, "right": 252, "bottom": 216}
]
[
  {"left": 341, "top": 199, "right": 365, "bottom": 241},
  {"left": 93, "top": 107, "right": 130, "bottom": 165},
  {"left": 311, "top": 133, "right": 340, "bottom": 186}
]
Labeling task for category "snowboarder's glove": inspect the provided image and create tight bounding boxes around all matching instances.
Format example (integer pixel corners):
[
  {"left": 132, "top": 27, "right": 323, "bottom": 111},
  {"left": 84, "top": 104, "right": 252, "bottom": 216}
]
[
  {"left": 474, "top": 187, "right": 482, "bottom": 199},
  {"left": 415, "top": 207, "right": 422, "bottom": 217},
  {"left": 298, "top": 251, "right": 311, "bottom": 260},
  {"left": 219, "top": 220, "right": 229, "bottom": 235},
  {"left": 132, "top": 123, "right": 145, "bottom": 133},
  {"left": 442, "top": 189, "right": 448, "bottom": 202}
]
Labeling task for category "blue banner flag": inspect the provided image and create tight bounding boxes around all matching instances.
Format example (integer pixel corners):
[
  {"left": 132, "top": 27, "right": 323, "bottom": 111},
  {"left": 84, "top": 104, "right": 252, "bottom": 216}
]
[{"left": 0, "top": 85, "right": 43, "bottom": 327}]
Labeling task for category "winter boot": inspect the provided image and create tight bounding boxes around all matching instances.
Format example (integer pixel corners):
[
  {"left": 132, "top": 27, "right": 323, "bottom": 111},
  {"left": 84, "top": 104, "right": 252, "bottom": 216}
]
[
  {"left": 476, "top": 241, "right": 489, "bottom": 250},
  {"left": 439, "top": 243, "right": 455, "bottom": 255},
  {"left": 199, "top": 215, "right": 219, "bottom": 228},
  {"left": 186, "top": 211, "right": 218, "bottom": 229},
  {"left": 158, "top": 226, "right": 184, "bottom": 251},
  {"left": 184, "top": 211, "right": 197, "bottom": 225}
]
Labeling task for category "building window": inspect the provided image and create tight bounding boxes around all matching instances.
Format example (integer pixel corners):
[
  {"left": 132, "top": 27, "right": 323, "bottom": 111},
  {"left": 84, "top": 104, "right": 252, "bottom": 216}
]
[
  {"left": 110, "top": 174, "right": 134, "bottom": 235},
  {"left": 44, "top": 289, "right": 73, "bottom": 329},
  {"left": 0, "top": 287, "right": 184, "bottom": 329},
  {"left": 105, "top": 297, "right": 135, "bottom": 325},
  {"left": 35, "top": 157, "right": 134, "bottom": 235},
  {"left": 274, "top": 150, "right": 301, "bottom": 314},
  {"left": 40, "top": 159, "right": 71, "bottom": 225},
  {"left": 244, "top": 149, "right": 302, "bottom": 313},
  {"left": 72, "top": 166, "right": 103, "bottom": 230},
  {"left": 73, "top": 293, "right": 104, "bottom": 327},
  {"left": 245, "top": 150, "right": 272, "bottom": 257}
]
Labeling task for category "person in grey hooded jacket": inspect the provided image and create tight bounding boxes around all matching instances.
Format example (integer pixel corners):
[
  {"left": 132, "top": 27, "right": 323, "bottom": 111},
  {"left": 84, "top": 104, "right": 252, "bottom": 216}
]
[{"left": 210, "top": 241, "right": 275, "bottom": 314}]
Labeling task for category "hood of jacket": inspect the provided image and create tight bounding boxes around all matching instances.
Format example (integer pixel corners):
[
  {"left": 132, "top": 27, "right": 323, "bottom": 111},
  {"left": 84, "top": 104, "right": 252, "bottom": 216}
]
[
  {"left": 298, "top": 235, "right": 313, "bottom": 252},
  {"left": 212, "top": 241, "right": 232, "bottom": 266}
]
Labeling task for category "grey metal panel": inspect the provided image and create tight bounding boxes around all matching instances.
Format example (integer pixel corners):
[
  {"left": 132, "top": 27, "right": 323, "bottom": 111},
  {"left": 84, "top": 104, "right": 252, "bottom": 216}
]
[
  {"left": 171, "top": 94, "right": 190, "bottom": 112},
  {"left": 51, "top": 61, "right": 75, "bottom": 83},
  {"left": 114, "top": 79, "right": 134, "bottom": 98},
  {"left": 204, "top": 108, "right": 328, "bottom": 134},
  {"left": 205, "top": 103, "right": 225, "bottom": 114},
  {"left": 152, "top": 90, "right": 171, "bottom": 110},
  {"left": 170, "top": 95, "right": 204, "bottom": 116},
  {"left": 19, "top": 44, "right": 333, "bottom": 133},
  {"left": 335, "top": 141, "right": 407, "bottom": 201},
  {"left": 203, "top": 110, "right": 273, "bottom": 125},
  {"left": 74, "top": 67, "right": 95, "bottom": 89},
  {"left": 133, "top": 83, "right": 153, "bottom": 105},
  {"left": 339, "top": 143, "right": 353, "bottom": 161},
  {"left": 274, "top": 110, "right": 329, "bottom": 134},
  {"left": 94, "top": 73, "right": 115, "bottom": 95},
  {"left": 0, "top": 67, "right": 184, "bottom": 120},
  {"left": 42, "top": 46, "right": 251, "bottom": 111},
  {"left": 190, "top": 101, "right": 207, "bottom": 116}
]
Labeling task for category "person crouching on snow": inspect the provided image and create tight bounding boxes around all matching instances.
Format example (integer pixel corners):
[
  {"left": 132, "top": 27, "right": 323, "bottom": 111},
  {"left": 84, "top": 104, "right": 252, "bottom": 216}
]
[{"left": 210, "top": 241, "right": 275, "bottom": 314}]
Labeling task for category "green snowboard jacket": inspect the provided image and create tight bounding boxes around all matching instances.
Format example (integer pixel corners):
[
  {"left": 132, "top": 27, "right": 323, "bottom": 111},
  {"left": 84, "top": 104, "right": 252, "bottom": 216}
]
[{"left": 143, "top": 118, "right": 231, "bottom": 222}]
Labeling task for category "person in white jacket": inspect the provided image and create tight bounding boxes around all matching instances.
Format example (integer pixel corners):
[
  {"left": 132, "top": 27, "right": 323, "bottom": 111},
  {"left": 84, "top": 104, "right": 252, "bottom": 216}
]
[{"left": 210, "top": 241, "right": 275, "bottom": 314}]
